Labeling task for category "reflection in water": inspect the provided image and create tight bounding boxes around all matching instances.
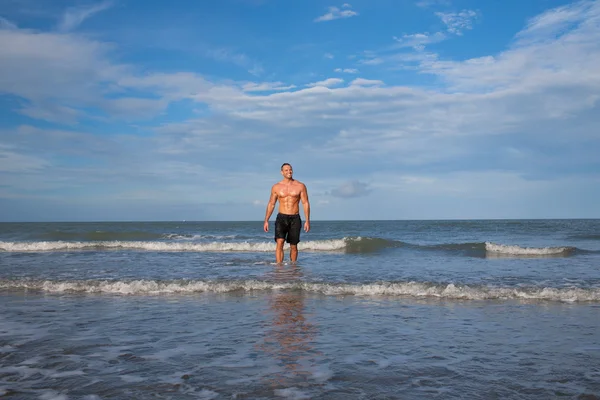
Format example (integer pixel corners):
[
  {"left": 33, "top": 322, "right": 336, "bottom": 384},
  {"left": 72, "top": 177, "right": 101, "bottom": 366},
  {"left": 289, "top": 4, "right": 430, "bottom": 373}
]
[{"left": 257, "top": 265, "right": 321, "bottom": 388}]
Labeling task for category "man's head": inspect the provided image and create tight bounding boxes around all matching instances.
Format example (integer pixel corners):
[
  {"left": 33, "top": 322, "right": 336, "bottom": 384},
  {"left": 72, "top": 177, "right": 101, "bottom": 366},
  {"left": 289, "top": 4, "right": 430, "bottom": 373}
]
[{"left": 280, "top": 163, "right": 293, "bottom": 179}]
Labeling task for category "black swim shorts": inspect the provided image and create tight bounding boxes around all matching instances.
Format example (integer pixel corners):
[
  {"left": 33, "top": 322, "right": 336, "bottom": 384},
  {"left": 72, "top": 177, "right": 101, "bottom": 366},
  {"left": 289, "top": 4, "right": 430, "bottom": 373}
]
[{"left": 274, "top": 213, "right": 302, "bottom": 245}]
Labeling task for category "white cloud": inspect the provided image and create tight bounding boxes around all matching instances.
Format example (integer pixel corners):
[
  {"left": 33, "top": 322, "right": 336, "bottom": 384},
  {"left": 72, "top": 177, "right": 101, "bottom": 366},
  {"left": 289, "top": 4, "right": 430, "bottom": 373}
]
[
  {"left": 324, "top": 53, "right": 335, "bottom": 59},
  {"left": 0, "top": 28, "right": 135, "bottom": 122},
  {"left": 18, "top": 102, "right": 82, "bottom": 124},
  {"left": 58, "top": 1, "right": 113, "bottom": 32},
  {"left": 314, "top": 4, "right": 359, "bottom": 22},
  {"left": 334, "top": 68, "right": 358, "bottom": 73},
  {"left": 516, "top": 0, "right": 594, "bottom": 43},
  {"left": 306, "top": 78, "right": 344, "bottom": 88},
  {"left": 350, "top": 78, "right": 383, "bottom": 86},
  {"left": 436, "top": 9, "right": 478, "bottom": 35},
  {"left": 421, "top": 2, "right": 600, "bottom": 97},
  {"left": 242, "top": 82, "right": 296, "bottom": 92},
  {"left": 393, "top": 32, "right": 447, "bottom": 49}
]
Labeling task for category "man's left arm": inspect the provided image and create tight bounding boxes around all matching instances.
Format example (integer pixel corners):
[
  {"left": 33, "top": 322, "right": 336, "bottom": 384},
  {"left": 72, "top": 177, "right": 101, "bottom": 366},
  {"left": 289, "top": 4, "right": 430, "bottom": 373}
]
[{"left": 301, "top": 184, "right": 310, "bottom": 232}]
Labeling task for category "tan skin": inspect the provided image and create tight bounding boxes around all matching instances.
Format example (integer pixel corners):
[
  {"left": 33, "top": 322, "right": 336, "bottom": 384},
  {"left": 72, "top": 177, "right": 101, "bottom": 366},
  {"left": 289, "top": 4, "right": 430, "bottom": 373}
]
[{"left": 264, "top": 164, "right": 310, "bottom": 263}]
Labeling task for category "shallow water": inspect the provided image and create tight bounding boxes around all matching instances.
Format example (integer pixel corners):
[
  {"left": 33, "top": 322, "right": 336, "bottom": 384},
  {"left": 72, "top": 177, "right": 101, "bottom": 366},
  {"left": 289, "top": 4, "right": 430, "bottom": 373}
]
[{"left": 1, "top": 220, "right": 600, "bottom": 399}]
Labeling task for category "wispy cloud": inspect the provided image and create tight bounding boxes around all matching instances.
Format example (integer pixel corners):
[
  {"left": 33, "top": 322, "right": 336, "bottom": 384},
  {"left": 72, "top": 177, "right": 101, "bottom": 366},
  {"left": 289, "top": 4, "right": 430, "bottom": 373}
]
[
  {"left": 306, "top": 78, "right": 344, "bottom": 87},
  {"left": 58, "top": 1, "right": 113, "bottom": 32},
  {"left": 324, "top": 53, "right": 335, "bottom": 59},
  {"left": 315, "top": 3, "right": 358, "bottom": 22},
  {"left": 436, "top": 10, "right": 478, "bottom": 35},
  {"left": 355, "top": 31, "right": 444, "bottom": 68},
  {"left": 0, "top": 144, "right": 50, "bottom": 173},
  {"left": 359, "top": 57, "right": 384, "bottom": 65},
  {"left": 393, "top": 32, "right": 446, "bottom": 50},
  {"left": 350, "top": 78, "right": 383, "bottom": 86},
  {"left": 242, "top": 82, "right": 296, "bottom": 92},
  {"left": 0, "top": 16, "right": 18, "bottom": 30},
  {"left": 205, "top": 47, "right": 264, "bottom": 76},
  {"left": 516, "top": 0, "right": 593, "bottom": 43},
  {"left": 335, "top": 68, "right": 358, "bottom": 73}
]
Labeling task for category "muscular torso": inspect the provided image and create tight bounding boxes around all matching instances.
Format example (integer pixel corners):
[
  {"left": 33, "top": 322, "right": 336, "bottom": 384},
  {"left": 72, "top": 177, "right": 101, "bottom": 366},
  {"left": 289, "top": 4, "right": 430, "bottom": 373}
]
[{"left": 274, "top": 180, "right": 304, "bottom": 215}]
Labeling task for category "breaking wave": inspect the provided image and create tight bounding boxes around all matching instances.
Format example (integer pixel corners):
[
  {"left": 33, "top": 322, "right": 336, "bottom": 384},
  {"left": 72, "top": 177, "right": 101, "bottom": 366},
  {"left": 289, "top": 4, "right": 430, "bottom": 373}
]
[
  {"left": 0, "top": 239, "right": 349, "bottom": 253},
  {"left": 1, "top": 279, "right": 598, "bottom": 302},
  {"left": 0, "top": 237, "right": 398, "bottom": 253},
  {"left": 484, "top": 242, "right": 576, "bottom": 256},
  {"left": 0, "top": 238, "right": 583, "bottom": 257}
]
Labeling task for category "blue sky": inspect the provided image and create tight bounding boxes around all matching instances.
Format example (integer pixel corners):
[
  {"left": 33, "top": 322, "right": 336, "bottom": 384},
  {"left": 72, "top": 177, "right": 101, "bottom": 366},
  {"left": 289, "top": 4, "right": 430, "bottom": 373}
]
[{"left": 0, "top": 0, "right": 599, "bottom": 221}]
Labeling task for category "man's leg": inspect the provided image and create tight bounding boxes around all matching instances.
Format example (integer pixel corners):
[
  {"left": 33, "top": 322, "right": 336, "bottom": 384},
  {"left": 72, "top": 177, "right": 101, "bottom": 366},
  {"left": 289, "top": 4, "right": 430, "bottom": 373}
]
[
  {"left": 288, "top": 215, "right": 301, "bottom": 263},
  {"left": 276, "top": 238, "right": 285, "bottom": 264},
  {"left": 290, "top": 244, "right": 298, "bottom": 262}
]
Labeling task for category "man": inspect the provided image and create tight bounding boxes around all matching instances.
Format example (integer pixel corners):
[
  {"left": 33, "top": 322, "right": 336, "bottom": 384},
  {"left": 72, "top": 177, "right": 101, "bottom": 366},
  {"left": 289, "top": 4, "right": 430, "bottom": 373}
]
[{"left": 263, "top": 163, "right": 310, "bottom": 263}]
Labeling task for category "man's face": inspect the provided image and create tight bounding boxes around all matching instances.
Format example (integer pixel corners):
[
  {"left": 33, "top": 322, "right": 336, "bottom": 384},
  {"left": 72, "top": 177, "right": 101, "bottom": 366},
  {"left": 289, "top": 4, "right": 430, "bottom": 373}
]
[{"left": 281, "top": 165, "right": 293, "bottom": 179}]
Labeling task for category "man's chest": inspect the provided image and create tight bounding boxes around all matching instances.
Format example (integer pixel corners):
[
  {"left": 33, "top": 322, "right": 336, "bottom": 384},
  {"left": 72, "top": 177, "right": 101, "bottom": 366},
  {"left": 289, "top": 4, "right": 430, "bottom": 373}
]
[{"left": 277, "top": 185, "right": 300, "bottom": 198}]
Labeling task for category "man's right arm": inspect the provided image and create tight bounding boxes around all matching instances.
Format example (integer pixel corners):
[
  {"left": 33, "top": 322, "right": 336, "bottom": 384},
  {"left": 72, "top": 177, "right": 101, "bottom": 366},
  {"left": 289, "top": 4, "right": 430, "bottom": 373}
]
[{"left": 263, "top": 186, "right": 278, "bottom": 232}]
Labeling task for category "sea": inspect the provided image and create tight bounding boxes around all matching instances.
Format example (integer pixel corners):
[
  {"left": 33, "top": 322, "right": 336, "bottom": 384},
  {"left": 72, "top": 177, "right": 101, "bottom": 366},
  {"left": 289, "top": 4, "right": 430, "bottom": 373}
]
[{"left": 1, "top": 219, "right": 599, "bottom": 399}]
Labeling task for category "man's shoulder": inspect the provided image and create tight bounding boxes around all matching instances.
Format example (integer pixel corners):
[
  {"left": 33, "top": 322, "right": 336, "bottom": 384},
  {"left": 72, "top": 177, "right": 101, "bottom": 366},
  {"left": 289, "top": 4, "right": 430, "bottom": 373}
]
[{"left": 293, "top": 180, "right": 306, "bottom": 189}]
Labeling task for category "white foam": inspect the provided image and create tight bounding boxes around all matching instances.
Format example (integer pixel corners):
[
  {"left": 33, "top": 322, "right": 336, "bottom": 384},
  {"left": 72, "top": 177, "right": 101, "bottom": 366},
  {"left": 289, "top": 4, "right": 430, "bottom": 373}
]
[
  {"left": 274, "top": 387, "right": 310, "bottom": 399},
  {"left": 3, "top": 279, "right": 599, "bottom": 302},
  {"left": 197, "top": 389, "right": 219, "bottom": 399},
  {"left": 0, "top": 239, "right": 348, "bottom": 253},
  {"left": 485, "top": 241, "right": 573, "bottom": 255},
  {"left": 311, "top": 367, "right": 334, "bottom": 382}
]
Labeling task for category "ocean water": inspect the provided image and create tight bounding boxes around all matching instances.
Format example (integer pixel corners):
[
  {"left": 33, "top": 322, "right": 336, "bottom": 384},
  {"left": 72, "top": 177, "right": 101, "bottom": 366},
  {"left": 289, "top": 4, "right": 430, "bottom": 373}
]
[{"left": 1, "top": 219, "right": 599, "bottom": 399}]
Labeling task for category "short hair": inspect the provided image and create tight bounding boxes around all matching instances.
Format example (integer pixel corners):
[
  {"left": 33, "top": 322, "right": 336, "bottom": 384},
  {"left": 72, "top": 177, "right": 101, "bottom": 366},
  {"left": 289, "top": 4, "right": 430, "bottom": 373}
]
[{"left": 281, "top": 163, "right": 292, "bottom": 170}]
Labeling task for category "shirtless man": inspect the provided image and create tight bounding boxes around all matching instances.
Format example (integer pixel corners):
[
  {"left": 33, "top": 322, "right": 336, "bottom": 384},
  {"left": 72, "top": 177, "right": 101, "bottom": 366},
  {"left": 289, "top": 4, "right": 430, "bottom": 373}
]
[{"left": 263, "top": 163, "right": 310, "bottom": 263}]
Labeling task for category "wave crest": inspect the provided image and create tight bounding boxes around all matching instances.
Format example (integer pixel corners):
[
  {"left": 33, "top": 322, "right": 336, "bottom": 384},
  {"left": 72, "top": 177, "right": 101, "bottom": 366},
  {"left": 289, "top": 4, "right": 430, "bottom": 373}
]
[
  {"left": 485, "top": 242, "right": 575, "bottom": 256},
  {"left": 1, "top": 279, "right": 598, "bottom": 302},
  {"left": 0, "top": 239, "right": 348, "bottom": 253},
  {"left": 0, "top": 238, "right": 583, "bottom": 257}
]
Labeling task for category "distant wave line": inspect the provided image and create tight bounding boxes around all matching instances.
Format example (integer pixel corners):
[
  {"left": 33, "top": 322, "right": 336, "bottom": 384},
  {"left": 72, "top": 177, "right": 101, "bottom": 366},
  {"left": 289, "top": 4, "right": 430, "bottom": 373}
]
[{"left": 0, "top": 238, "right": 582, "bottom": 256}]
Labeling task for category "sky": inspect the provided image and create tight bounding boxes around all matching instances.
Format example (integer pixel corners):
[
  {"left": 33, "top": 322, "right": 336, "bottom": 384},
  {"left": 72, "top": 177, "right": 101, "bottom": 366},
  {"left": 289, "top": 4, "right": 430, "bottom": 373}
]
[{"left": 0, "top": 0, "right": 599, "bottom": 221}]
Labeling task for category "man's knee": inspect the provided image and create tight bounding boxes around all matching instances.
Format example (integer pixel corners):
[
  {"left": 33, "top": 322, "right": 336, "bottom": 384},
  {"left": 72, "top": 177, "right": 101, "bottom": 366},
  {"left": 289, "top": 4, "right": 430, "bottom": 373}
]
[{"left": 276, "top": 239, "right": 285, "bottom": 249}]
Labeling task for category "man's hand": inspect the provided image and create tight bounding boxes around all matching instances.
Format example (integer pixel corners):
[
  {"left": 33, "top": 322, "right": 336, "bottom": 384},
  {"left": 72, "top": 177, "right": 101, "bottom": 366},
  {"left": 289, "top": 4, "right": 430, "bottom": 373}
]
[
  {"left": 304, "top": 220, "right": 310, "bottom": 233},
  {"left": 264, "top": 220, "right": 269, "bottom": 232}
]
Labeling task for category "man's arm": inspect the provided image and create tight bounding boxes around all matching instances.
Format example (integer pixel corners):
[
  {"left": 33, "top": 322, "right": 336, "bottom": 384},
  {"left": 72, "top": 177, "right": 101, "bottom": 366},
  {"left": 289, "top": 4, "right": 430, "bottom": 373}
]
[
  {"left": 264, "top": 186, "right": 278, "bottom": 232},
  {"left": 301, "top": 183, "right": 310, "bottom": 232}
]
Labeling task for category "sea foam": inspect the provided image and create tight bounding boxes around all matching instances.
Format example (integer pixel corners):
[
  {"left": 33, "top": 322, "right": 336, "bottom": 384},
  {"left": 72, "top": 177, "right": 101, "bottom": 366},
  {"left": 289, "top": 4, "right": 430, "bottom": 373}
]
[
  {"left": 2, "top": 279, "right": 598, "bottom": 302},
  {"left": 485, "top": 242, "right": 574, "bottom": 255},
  {"left": 0, "top": 239, "right": 347, "bottom": 252}
]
